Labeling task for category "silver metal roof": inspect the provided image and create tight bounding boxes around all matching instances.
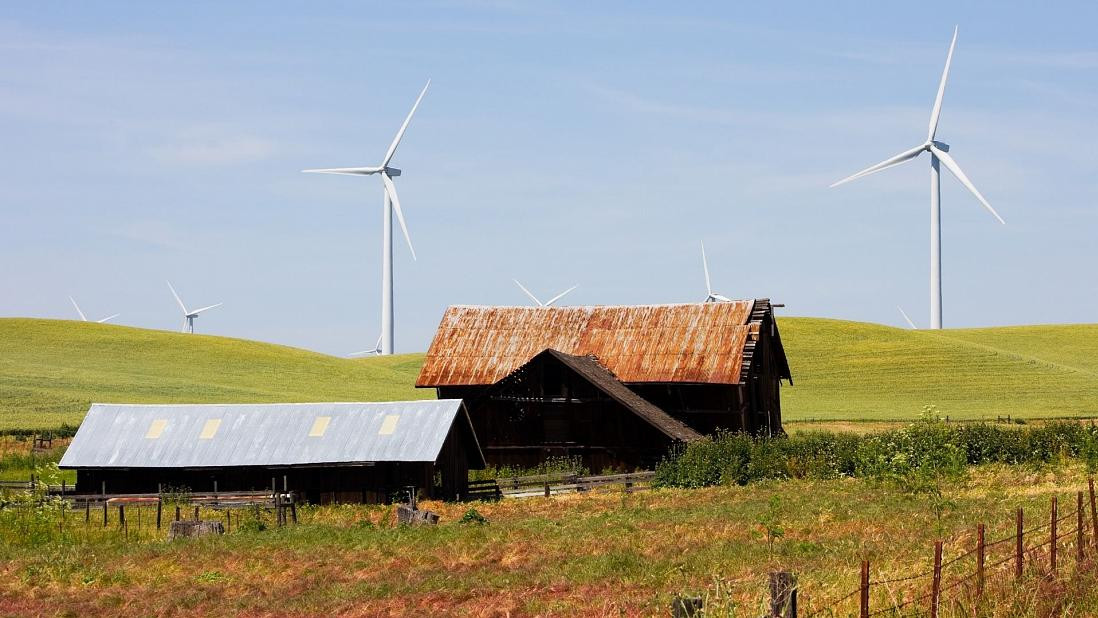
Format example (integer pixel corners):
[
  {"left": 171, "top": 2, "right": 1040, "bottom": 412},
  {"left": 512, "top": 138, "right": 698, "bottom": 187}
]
[{"left": 59, "top": 400, "right": 478, "bottom": 469}]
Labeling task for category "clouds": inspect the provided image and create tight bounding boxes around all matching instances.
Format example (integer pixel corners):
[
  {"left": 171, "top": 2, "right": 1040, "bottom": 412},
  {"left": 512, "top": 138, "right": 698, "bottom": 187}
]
[{"left": 151, "top": 134, "right": 278, "bottom": 166}]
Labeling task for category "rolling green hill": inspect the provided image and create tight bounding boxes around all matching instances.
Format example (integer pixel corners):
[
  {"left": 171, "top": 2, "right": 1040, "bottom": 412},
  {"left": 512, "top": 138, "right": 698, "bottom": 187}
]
[
  {"left": 0, "top": 319, "right": 428, "bottom": 430},
  {"left": 1, "top": 317, "right": 1097, "bottom": 430}
]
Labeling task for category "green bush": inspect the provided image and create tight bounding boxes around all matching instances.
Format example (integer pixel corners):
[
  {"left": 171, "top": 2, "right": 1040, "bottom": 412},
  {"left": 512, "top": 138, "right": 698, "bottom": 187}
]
[{"left": 655, "top": 417, "right": 1098, "bottom": 489}]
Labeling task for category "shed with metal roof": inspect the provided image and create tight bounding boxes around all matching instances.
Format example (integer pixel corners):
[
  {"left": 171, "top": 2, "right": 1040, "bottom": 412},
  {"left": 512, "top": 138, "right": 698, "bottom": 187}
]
[{"left": 60, "top": 400, "right": 484, "bottom": 503}]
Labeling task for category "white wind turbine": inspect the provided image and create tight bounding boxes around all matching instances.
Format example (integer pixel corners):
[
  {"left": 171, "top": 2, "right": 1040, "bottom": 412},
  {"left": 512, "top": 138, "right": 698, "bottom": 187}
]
[
  {"left": 167, "top": 281, "right": 222, "bottom": 334},
  {"left": 701, "top": 241, "right": 731, "bottom": 303},
  {"left": 303, "top": 80, "right": 430, "bottom": 355},
  {"left": 69, "top": 296, "right": 119, "bottom": 323},
  {"left": 349, "top": 335, "right": 383, "bottom": 358},
  {"left": 830, "top": 27, "right": 1005, "bottom": 330},
  {"left": 898, "top": 306, "right": 918, "bottom": 329},
  {"left": 513, "top": 280, "right": 577, "bottom": 307}
]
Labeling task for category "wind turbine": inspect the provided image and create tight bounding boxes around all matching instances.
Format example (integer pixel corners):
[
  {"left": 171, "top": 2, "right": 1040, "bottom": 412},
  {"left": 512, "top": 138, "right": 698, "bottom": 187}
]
[
  {"left": 167, "top": 281, "right": 221, "bottom": 334},
  {"left": 513, "top": 280, "right": 577, "bottom": 307},
  {"left": 898, "top": 306, "right": 918, "bottom": 329},
  {"left": 303, "top": 80, "right": 430, "bottom": 355},
  {"left": 69, "top": 296, "right": 119, "bottom": 323},
  {"left": 349, "top": 335, "right": 383, "bottom": 358},
  {"left": 701, "top": 241, "right": 731, "bottom": 303},
  {"left": 830, "top": 27, "right": 1005, "bottom": 330}
]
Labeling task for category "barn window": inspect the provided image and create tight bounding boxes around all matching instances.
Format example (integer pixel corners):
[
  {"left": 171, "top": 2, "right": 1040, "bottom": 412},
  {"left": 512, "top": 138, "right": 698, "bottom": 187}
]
[
  {"left": 378, "top": 414, "right": 400, "bottom": 435},
  {"left": 145, "top": 419, "right": 167, "bottom": 439},
  {"left": 199, "top": 419, "right": 222, "bottom": 440},
  {"left": 308, "top": 416, "right": 332, "bottom": 437}
]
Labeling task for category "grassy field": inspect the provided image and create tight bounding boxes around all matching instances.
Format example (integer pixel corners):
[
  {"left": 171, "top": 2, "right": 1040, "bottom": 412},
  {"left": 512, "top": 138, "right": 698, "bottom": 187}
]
[
  {"left": 0, "top": 318, "right": 427, "bottom": 430},
  {"left": 1, "top": 317, "right": 1097, "bottom": 430},
  {"left": 2, "top": 465, "right": 1096, "bottom": 616}
]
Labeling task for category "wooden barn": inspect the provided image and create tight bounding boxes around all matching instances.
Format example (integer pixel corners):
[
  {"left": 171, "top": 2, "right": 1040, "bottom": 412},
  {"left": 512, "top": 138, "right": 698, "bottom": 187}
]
[
  {"left": 416, "top": 300, "right": 792, "bottom": 470},
  {"left": 59, "top": 401, "right": 484, "bottom": 504}
]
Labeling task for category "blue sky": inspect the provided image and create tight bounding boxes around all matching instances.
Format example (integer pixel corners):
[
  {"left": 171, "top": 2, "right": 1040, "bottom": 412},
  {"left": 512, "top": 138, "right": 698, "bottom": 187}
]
[{"left": 1, "top": 2, "right": 1095, "bottom": 354}]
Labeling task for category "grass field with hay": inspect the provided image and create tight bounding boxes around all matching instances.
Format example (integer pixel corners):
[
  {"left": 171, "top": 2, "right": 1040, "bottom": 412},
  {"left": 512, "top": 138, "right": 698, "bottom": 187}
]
[
  {"left": 1, "top": 465, "right": 1096, "bottom": 616},
  {"left": 1, "top": 317, "right": 1097, "bottom": 431}
]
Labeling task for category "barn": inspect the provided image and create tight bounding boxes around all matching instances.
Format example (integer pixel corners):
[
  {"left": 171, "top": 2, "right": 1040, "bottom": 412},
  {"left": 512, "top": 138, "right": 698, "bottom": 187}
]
[
  {"left": 416, "top": 300, "right": 792, "bottom": 471},
  {"left": 58, "top": 400, "right": 484, "bottom": 504}
]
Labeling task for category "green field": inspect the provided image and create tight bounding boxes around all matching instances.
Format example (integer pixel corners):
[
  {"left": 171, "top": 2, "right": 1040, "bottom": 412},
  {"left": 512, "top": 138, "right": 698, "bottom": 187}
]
[{"left": 1, "top": 317, "right": 1097, "bottom": 430}]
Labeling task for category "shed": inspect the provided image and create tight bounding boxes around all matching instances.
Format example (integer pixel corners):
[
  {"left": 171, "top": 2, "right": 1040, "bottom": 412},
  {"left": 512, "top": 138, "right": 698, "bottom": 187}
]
[
  {"left": 416, "top": 300, "right": 791, "bottom": 470},
  {"left": 59, "top": 400, "right": 484, "bottom": 503}
]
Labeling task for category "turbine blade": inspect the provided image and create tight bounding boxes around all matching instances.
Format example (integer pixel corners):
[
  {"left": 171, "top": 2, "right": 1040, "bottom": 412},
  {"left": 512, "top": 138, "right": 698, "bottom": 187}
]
[
  {"left": 69, "top": 296, "right": 88, "bottom": 321},
  {"left": 701, "top": 241, "right": 713, "bottom": 296},
  {"left": 898, "top": 306, "right": 918, "bottom": 329},
  {"left": 382, "top": 80, "right": 431, "bottom": 168},
  {"left": 97, "top": 314, "right": 120, "bottom": 323},
  {"left": 929, "top": 144, "right": 1005, "bottom": 224},
  {"left": 513, "top": 279, "right": 543, "bottom": 306},
  {"left": 928, "top": 26, "right": 959, "bottom": 141},
  {"left": 167, "top": 281, "right": 188, "bottom": 314},
  {"left": 830, "top": 144, "right": 926, "bottom": 188},
  {"left": 190, "top": 302, "right": 222, "bottom": 315},
  {"left": 544, "top": 285, "right": 578, "bottom": 307},
  {"left": 301, "top": 167, "right": 383, "bottom": 175},
  {"left": 382, "top": 173, "right": 416, "bottom": 260}
]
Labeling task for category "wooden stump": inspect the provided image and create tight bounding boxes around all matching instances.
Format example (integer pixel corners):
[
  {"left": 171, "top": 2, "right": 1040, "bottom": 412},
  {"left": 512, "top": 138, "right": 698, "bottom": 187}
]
[
  {"left": 168, "top": 520, "right": 225, "bottom": 541},
  {"left": 396, "top": 505, "right": 440, "bottom": 526}
]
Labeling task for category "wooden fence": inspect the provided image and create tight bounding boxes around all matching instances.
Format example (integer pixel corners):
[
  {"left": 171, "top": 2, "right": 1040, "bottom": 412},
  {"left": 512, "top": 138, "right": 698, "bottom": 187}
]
[{"left": 466, "top": 470, "right": 655, "bottom": 501}]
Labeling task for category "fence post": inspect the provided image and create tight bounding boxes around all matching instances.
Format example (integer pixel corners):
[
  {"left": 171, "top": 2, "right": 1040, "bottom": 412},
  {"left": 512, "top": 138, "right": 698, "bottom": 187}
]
[
  {"left": 118, "top": 505, "right": 125, "bottom": 533},
  {"left": 1016, "top": 508, "right": 1024, "bottom": 580},
  {"left": 976, "top": 523, "right": 985, "bottom": 599},
  {"left": 930, "top": 541, "right": 942, "bottom": 618},
  {"left": 175, "top": 505, "right": 181, "bottom": 522},
  {"left": 1078, "top": 491, "right": 1085, "bottom": 563},
  {"left": 84, "top": 500, "right": 90, "bottom": 523},
  {"left": 156, "top": 499, "right": 162, "bottom": 531},
  {"left": 102, "top": 501, "right": 108, "bottom": 527},
  {"left": 768, "top": 571, "right": 797, "bottom": 618},
  {"left": 859, "top": 560, "right": 870, "bottom": 618},
  {"left": 1090, "top": 478, "right": 1098, "bottom": 547},
  {"left": 1051, "top": 496, "right": 1058, "bottom": 574},
  {"left": 193, "top": 505, "right": 200, "bottom": 522}
]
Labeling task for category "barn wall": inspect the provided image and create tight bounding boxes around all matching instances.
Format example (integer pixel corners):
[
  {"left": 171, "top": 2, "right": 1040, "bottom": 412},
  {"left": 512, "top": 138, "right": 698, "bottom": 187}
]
[{"left": 74, "top": 463, "right": 441, "bottom": 505}]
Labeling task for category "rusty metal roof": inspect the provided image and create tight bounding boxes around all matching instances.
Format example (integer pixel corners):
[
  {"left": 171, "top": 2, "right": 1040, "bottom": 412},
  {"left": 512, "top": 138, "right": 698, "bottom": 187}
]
[{"left": 416, "top": 302, "right": 756, "bottom": 387}]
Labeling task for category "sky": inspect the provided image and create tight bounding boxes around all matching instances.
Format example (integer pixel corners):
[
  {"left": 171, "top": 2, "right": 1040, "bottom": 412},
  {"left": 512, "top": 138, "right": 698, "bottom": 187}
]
[{"left": 1, "top": 2, "right": 1095, "bottom": 355}]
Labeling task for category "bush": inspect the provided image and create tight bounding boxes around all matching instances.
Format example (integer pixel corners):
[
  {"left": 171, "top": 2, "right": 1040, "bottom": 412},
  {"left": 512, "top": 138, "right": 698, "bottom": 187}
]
[{"left": 654, "top": 416, "right": 1098, "bottom": 490}]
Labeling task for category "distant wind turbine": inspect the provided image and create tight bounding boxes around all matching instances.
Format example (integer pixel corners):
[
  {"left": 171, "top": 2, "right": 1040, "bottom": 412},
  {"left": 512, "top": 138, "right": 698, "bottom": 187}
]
[
  {"left": 167, "top": 281, "right": 221, "bottom": 334},
  {"left": 830, "top": 27, "right": 1005, "bottom": 330},
  {"left": 701, "top": 241, "right": 731, "bottom": 303},
  {"left": 898, "top": 306, "right": 918, "bottom": 330},
  {"left": 349, "top": 335, "right": 383, "bottom": 358},
  {"left": 303, "top": 80, "right": 430, "bottom": 355},
  {"left": 513, "top": 280, "right": 577, "bottom": 307},
  {"left": 69, "top": 296, "right": 119, "bottom": 323}
]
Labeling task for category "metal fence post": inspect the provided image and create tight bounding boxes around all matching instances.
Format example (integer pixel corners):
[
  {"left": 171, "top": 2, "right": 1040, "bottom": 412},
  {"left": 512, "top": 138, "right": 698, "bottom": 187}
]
[{"left": 1078, "top": 491, "right": 1085, "bottom": 563}]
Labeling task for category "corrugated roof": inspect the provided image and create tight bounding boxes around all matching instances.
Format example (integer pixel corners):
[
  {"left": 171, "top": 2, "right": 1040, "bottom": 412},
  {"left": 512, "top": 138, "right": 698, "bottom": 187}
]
[
  {"left": 542, "top": 350, "right": 703, "bottom": 442},
  {"left": 59, "top": 401, "right": 482, "bottom": 469},
  {"left": 416, "top": 302, "right": 755, "bottom": 387}
]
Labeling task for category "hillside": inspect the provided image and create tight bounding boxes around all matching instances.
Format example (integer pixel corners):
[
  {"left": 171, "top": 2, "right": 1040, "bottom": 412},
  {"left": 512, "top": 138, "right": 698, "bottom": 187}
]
[
  {"left": 781, "top": 318, "right": 1098, "bottom": 421},
  {"left": 1, "top": 317, "right": 1097, "bottom": 430},
  {"left": 0, "top": 319, "right": 428, "bottom": 430}
]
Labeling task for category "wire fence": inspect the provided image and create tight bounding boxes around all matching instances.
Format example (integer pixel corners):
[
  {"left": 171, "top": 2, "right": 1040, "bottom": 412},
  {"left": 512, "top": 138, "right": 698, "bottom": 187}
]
[{"left": 795, "top": 483, "right": 1098, "bottom": 618}]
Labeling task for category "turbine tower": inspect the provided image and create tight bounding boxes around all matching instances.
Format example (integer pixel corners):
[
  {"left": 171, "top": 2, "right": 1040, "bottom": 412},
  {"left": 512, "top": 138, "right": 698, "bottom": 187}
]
[
  {"left": 513, "top": 280, "right": 577, "bottom": 307},
  {"left": 167, "top": 281, "right": 222, "bottom": 334},
  {"left": 69, "top": 296, "right": 119, "bottom": 323},
  {"left": 830, "top": 27, "right": 1005, "bottom": 329},
  {"left": 701, "top": 241, "right": 731, "bottom": 303},
  {"left": 304, "top": 80, "right": 429, "bottom": 355}
]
